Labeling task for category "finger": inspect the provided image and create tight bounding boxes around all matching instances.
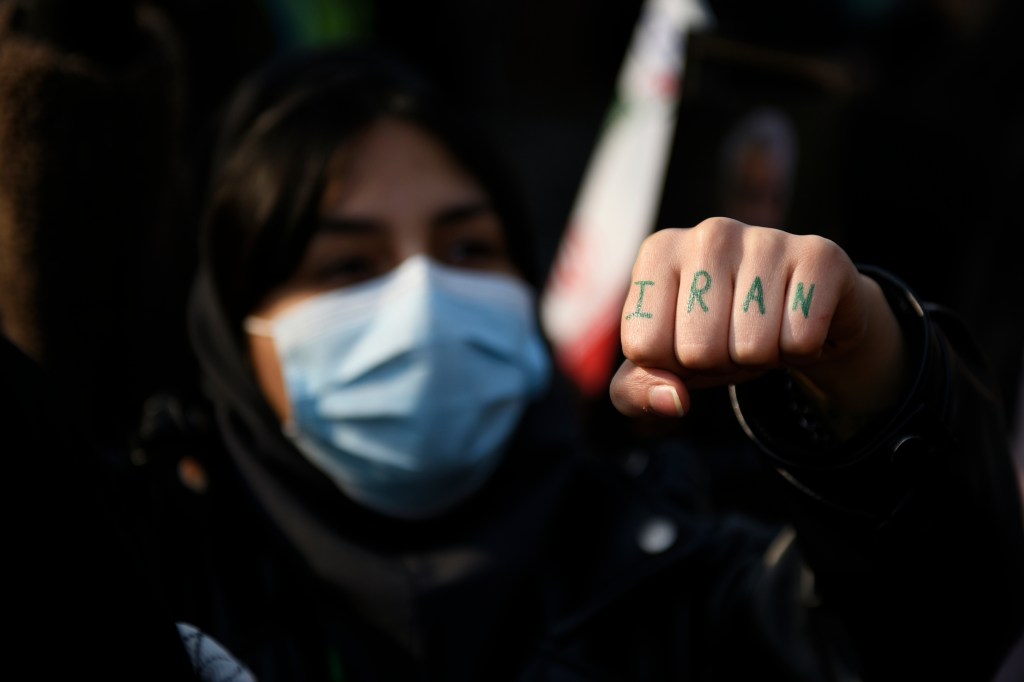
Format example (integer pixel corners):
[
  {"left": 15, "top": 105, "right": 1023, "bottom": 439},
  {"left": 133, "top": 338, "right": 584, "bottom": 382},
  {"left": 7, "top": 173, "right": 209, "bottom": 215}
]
[
  {"left": 779, "top": 235, "right": 859, "bottom": 364},
  {"left": 620, "top": 229, "right": 686, "bottom": 375},
  {"left": 609, "top": 359, "right": 692, "bottom": 418},
  {"left": 672, "top": 218, "right": 743, "bottom": 372},
  {"left": 728, "top": 228, "right": 788, "bottom": 368}
]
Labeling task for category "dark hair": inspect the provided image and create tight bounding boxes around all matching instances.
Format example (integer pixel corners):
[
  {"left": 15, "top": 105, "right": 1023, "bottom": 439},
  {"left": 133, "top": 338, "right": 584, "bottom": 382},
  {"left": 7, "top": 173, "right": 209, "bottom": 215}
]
[{"left": 199, "top": 45, "right": 536, "bottom": 329}]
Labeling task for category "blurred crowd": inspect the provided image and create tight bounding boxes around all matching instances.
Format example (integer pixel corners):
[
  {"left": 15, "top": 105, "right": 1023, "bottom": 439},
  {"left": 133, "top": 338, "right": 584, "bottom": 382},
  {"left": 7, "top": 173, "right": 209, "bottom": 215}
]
[
  {"left": 4, "top": 0, "right": 1020, "bottom": 445},
  {"left": 1, "top": 0, "right": 1022, "bottom": 679}
]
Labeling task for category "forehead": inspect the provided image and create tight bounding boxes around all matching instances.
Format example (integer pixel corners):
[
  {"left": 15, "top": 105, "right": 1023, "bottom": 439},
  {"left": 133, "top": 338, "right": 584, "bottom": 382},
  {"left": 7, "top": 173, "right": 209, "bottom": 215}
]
[{"left": 319, "top": 117, "right": 489, "bottom": 216}]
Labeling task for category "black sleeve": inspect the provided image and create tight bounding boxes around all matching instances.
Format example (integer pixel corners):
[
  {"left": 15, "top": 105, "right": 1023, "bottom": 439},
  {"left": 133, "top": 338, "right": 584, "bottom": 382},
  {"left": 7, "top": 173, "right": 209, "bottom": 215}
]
[
  {"left": 729, "top": 267, "right": 1024, "bottom": 682},
  {"left": 0, "top": 333, "right": 200, "bottom": 681}
]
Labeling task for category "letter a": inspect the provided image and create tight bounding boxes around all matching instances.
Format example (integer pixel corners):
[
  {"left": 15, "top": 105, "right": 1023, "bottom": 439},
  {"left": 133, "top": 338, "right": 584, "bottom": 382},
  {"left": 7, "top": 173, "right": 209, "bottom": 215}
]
[{"left": 742, "top": 276, "right": 766, "bottom": 315}]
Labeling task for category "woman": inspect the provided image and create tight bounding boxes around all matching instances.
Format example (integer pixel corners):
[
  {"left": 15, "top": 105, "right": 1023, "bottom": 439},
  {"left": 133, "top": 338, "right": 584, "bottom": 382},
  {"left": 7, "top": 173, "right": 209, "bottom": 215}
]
[{"left": 145, "top": 45, "right": 1024, "bottom": 681}]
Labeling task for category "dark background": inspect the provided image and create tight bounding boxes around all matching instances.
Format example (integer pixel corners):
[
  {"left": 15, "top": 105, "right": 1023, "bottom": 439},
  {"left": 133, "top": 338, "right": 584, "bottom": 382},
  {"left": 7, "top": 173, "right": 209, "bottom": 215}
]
[{"left": 145, "top": 0, "right": 1024, "bottom": 432}]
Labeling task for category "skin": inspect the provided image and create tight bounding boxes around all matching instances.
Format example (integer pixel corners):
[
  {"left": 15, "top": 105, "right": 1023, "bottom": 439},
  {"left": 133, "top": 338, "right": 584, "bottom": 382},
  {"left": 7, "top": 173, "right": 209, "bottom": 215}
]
[
  {"left": 247, "top": 117, "right": 519, "bottom": 422},
  {"left": 609, "top": 217, "right": 909, "bottom": 440},
  {"left": 246, "top": 118, "right": 906, "bottom": 443}
]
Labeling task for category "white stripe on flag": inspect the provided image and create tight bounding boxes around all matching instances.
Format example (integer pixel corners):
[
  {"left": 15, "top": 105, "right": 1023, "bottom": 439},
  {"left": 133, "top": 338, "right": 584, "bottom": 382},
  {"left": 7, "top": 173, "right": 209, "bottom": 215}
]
[{"left": 540, "top": 0, "right": 714, "bottom": 396}]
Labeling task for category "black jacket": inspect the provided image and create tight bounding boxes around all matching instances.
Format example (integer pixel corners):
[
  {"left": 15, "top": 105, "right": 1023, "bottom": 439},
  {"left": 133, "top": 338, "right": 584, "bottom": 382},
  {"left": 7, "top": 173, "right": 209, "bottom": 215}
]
[
  {"left": 131, "top": 267, "right": 1024, "bottom": 682},
  {"left": 0, "top": 334, "right": 202, "bottom": 681}
]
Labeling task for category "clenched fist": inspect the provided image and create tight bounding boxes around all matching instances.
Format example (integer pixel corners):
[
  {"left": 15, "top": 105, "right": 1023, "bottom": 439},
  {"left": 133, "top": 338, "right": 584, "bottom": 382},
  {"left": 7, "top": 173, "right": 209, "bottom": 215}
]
[{"left": 610, "top": 218, "right": 908, "bottom": 438}]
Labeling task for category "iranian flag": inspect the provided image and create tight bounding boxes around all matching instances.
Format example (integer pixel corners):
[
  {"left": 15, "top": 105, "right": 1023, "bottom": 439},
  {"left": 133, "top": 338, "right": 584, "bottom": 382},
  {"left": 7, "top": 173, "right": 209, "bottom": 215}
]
[{"left": 539, "top": 0, "right": 713, "bottom": 396}]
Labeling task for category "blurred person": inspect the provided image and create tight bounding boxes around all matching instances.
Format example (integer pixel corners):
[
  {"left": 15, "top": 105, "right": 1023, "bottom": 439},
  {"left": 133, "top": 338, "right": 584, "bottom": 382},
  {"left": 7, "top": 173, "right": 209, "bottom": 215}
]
[
  {"left": 715, "top": 104, "right": 799, "bottom": 228},
  {"left": 835, "top": 0, "right": 1024, "bottom": 438},
  {"left": 0, "top": 4, "right": 275, "bottom": 677},
  {"left": 0, "top": 0, "right": 196, "bottom": 451},
  {"left": 134, "top": 45, "right": 1024, "bottom": 682},
  {"left": 0, "top": 0, "right": 282, "bottom": 458},
  {"left": 0, "top": 331, "right": 255, "bottom": 681}
]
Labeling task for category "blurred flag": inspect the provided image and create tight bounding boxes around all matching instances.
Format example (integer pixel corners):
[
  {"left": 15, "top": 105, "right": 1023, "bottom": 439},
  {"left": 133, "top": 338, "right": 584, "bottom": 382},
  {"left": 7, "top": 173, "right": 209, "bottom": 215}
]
[{"left": 539, "top": 0, "right": 713, "bottom": 397}]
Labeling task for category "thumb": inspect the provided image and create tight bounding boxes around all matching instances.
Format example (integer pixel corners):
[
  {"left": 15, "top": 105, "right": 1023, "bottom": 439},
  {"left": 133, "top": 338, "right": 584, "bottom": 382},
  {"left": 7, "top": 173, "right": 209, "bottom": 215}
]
[{"left": 609, "top": 360, "right": 692, "bottom": 418}]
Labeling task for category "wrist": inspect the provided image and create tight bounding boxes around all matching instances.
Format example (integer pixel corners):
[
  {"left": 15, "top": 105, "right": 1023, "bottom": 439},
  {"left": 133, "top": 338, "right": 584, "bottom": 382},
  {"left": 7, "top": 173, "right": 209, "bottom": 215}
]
[
  {"left": 792, "top": 273, "right": 910, "bottom": 440},
  {"left": 729, "top": 265, "right": 937, "bottom": 520}
]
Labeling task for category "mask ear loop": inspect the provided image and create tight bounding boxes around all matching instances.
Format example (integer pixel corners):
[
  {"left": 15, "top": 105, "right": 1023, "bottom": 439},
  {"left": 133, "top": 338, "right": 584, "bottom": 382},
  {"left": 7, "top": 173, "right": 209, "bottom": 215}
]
[
  {"left": 244, "top": 314, "right": 300, "bottom": 435},
  {"left": 244, "top": 316, "right": 275, "bottom": 337}
]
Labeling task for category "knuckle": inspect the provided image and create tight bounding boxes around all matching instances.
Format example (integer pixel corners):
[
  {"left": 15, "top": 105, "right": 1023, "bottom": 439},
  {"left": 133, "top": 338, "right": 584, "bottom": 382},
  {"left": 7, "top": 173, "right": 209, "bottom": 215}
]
[
  {"left": 638, "top": 227, "right": 682, "bottom": 257},
  {"left": 781, "top": 333, "right": 823, "bottom": 358},
  {"left": 674, "top": 339, "right": 728, "bottom": 370},
  {"left": 730, "top": 340, "right": 776, "bottom": 366},
  {"left": 621, "top": 342, "right": 663, "bottom": 369},
  {"left": 694, "top": 216, "right": 742, "bottom": 234},
  {"left": 691, "top": 217, "right": 743, "bottom": 253},
  {"left": 620, "top": 328, "right": 658, "bottom": 366},
  {"left": 797, "top": 233, "right": 846, "bottom": 264}
]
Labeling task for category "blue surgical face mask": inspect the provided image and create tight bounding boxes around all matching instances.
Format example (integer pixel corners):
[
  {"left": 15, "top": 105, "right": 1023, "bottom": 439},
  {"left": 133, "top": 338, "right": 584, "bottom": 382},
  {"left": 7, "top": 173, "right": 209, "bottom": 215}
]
[{"left": 246, "top": 255, "right": 551, "bottom": 520}]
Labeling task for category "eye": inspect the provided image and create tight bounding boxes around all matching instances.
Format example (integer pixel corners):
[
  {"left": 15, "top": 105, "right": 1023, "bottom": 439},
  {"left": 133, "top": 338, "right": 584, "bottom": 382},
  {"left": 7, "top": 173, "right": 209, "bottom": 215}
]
[
  {"left": 314, "top": 256, "right": 380, "bottom": 287},
  {"left": 446, "top": 237, "right": 504, "bottom": 265},
  {"left": 435, "top": 212, "right": 514, "bottom": 273}
]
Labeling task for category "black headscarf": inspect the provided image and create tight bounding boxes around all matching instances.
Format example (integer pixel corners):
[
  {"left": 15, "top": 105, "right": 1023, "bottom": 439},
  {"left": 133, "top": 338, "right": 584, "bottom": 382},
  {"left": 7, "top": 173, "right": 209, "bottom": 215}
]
[{"left": 186, "top": 44, "right": 580, "bottom": 657}]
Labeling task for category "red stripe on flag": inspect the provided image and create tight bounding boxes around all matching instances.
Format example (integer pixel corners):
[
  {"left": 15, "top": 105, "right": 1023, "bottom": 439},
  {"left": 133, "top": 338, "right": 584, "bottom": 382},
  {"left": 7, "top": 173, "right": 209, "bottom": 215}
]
[{"left": 553, "top": 298, "right": 625, "bottom": 397}]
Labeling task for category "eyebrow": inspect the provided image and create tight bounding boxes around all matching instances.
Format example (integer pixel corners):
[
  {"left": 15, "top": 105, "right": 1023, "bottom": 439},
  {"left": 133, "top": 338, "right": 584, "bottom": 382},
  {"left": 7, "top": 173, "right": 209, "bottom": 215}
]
[
  {"left": 317, "top": 200, "right": 495, "bottom": 234},
  {"left": 433, "top": 201, "right": 494, "bottom": 228}
]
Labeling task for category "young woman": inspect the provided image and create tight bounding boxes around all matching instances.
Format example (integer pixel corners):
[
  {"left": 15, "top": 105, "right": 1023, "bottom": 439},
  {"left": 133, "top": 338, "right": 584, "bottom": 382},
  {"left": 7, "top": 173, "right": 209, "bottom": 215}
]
[{"left": 141, "top": 45, "right": 1024, "bottom": 681}]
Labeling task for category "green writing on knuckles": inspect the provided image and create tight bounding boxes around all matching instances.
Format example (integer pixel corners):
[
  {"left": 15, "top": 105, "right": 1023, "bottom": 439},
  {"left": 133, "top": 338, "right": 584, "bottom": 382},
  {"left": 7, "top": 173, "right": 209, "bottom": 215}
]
[
  {"left": 626, "top": 273, "right": 817, "bottom": 319},
  {"left": 742, "top": 276, "right": 765, "bottom": 314},
  {"left": 625, "top": 280, "right": 654, "bottom": 319},
  {"left": 688, "top": 270, "right": 711, "bottom": 313},
  {"left": 791, "top": 282, "right": 815, "bottom": 318}
]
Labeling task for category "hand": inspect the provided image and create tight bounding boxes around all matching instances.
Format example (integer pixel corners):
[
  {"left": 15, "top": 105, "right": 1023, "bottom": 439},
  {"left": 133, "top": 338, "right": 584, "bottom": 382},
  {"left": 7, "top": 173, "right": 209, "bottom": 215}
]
[{"left": 609, "top": 218, "right": 908, "bottom": 437}]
